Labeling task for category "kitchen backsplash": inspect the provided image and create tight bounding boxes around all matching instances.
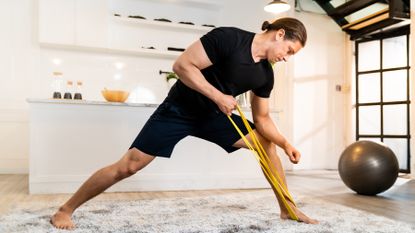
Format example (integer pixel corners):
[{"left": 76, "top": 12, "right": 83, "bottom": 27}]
[{"left": 36, "top": 48, "right": 175, "bottom": 103}]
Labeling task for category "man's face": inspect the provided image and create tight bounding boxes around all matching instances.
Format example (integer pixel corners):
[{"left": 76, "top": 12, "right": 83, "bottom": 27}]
[{"left": 269, "top": 30, "right": 303, "bottom": 64}]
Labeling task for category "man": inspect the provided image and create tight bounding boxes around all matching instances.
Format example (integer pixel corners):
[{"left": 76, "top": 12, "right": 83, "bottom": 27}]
[{"left": 51, "top": 17, "right": 318, "bottom": 230}]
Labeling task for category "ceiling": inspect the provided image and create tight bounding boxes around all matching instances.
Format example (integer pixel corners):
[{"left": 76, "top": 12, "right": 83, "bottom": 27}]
[{"left": 313, "top": 0, "right": 410, "bottom": 40}]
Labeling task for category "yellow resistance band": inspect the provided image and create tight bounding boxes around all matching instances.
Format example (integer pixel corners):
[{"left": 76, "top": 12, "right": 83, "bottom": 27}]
[{"left": 227, "top": 105, "right": 299, "bottom": 221}]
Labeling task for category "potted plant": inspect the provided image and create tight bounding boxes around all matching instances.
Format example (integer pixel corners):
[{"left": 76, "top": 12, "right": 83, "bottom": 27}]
[{"left": 166, "top": 72, "right": 179, "bottom": 88}]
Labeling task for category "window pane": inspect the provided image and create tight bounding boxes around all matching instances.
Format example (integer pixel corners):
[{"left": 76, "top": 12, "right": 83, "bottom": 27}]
[
  {"left": 358, "top": 106, "right": 380, "bottom": 135},
  {"left": 358, "top": 73, "right": 380, "bottom": 103},
  {"left": 383, "top": 36, "right": 407, "bottom": 69},
  {"left": 358, "top": 41, "right": 380, "bottom": 71},
  {"left": 383, "top": 104, "right": 407, "bottom": 135},
  {"left": 358, "top": 138, "right": 381, "bottom": 143},
  {"left": 383, "top": 70, "right": 407, "bottom": 102},
  {"left": 383, "top": 138, "right": 408, "bottom": 170}
]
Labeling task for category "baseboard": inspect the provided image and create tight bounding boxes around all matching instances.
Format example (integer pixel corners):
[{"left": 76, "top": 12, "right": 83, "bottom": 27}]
[{"left": 0, "top": 158, "right": 28, "bottom": 174}]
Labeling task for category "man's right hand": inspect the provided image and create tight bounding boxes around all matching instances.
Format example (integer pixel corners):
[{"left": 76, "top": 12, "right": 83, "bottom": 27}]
[{"left": 215, "top": 94, "right": 237, "bottom": 116}]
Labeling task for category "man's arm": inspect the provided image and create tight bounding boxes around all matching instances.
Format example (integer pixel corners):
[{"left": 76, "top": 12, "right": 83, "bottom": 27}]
[
  {"left": 251, "top": 94, "right": 301, "bottom": 163},
  {"left": 172, "top": 40, "right": 236, "bottom": 115}
]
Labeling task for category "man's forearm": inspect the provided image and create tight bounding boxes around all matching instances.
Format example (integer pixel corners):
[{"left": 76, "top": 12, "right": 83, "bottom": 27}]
[
  {"left": 173, "top": 63, "right": 223, "bottom": 103},
  {"left": 254, "top": 116, "right": 290, "bottom": 149}
]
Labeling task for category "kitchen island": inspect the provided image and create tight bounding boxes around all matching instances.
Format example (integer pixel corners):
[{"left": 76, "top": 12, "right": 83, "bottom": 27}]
[{"left": 27, "top": 99, "right": 280, "bottom": 194}]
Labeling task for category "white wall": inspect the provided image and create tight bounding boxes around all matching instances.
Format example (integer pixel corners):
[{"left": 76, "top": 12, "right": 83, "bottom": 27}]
[
  {"left": 0, "top": 0, "right": 347, "bottom": 173},
  {"left": 0, "top": 0, "right": 36, "bottom": 173},
  {"left": 290, "top": 4, "right": 347, "bottom": 170}
]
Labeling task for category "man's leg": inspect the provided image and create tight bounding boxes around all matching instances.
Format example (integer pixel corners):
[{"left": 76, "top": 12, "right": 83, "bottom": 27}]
[
  {"left": 232, "top": 130, "right": 318, "bottom": 224},
  {"left": 50, "top": 148, "right": 155, "bottom": 230}
]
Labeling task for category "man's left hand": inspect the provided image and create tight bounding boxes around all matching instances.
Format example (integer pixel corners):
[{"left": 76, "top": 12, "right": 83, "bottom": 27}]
[{"left": 284, "top": 143, "right": 301, "bottom": 164}]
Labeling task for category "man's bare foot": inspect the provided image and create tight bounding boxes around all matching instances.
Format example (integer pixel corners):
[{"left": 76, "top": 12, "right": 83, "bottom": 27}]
[
  {"left": 50, "top": 207, "right": 75, "bottom": 230},
  {"left": 280, "top": 202, "right": 319, "bottom": 224}
]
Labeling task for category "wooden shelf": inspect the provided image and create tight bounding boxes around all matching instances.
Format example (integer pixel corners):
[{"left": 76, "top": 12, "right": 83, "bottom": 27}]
[
  {"left": 39, "top": 42, "right": 181, "bottom": 59},
  {"left": 342, "top": 8, "right": 389, "bottom": 30},
  {"left": 112, "top": 16, "right": 214, "bottom": 33}
]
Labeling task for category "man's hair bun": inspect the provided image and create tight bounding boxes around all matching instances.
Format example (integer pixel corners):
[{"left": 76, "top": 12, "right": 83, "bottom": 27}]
[{"left": 261, "top": 21, "right": 270, "bottom": 31}]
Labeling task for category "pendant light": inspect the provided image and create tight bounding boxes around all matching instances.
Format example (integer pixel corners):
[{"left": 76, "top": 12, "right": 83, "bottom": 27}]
[{"left": 264, "top": 0, "right": 291, "bottom": 14}]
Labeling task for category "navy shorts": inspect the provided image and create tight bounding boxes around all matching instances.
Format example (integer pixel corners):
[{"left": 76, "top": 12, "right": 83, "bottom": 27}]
[{"left": 129, "top": 100, "right": 255, "bottom": 158}]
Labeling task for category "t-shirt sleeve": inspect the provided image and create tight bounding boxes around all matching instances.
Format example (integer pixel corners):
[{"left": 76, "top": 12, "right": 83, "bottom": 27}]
[
  {"left": 200, "top": 27, "right": 236, "bottom": 64},
  {"left": 252, "top": 73, "right": 274, "bottom": 98}
]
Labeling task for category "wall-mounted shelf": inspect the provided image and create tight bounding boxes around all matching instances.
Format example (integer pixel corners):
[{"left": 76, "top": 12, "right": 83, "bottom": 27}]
[
  {"left": 135, "top": 0, "right": 222, "bottom": 10},
  {"left": 40, "top": 42, "right": 181, "bottom": 59},
  {"left": 112, "top": 16, "right": 214, "bottom": 33}
]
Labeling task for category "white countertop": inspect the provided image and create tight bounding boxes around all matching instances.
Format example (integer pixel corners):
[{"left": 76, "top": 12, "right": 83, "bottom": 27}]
[
  {"left": 26, "top": 98, "right": 282, "bottom": 113},
  {"left": 26, "top": 98, "right": 160, "bottom": 107}
]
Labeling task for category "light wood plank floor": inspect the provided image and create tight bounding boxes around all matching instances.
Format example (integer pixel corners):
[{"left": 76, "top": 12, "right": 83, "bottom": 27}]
[{"left": 0, "top": 170, "right": 414, "bottom": 225}]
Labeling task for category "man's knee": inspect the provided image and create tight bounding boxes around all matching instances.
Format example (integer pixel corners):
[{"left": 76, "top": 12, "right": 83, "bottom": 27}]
[
  {"left": 115, "top": 149, "right": 154, "bottom": 180},
  {"left": 117, "top": 164, "right": 139, "bottom": 179}
]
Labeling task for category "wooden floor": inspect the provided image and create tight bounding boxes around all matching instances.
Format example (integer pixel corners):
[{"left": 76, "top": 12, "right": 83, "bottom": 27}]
[{"left": 1, "top": 170, "right": 414, "bottom": 225}]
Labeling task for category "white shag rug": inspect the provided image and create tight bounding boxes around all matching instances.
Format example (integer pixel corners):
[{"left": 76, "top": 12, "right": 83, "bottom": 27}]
[{"left": 1, "top": 190, "right": 414, "bottom": 233}]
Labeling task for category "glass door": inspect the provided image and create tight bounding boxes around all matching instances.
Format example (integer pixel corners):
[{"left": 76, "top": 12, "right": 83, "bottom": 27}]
[{"left": 355, "top": 33, "right": 411, "bottom": 173}]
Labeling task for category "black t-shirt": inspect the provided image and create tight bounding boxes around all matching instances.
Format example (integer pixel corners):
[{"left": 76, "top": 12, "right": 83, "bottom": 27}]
[{"left": 167, "top": 27, "right": 274, "bottom": 115}]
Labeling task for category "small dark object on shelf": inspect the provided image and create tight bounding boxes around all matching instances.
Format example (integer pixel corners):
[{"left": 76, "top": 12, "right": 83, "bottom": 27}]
[
  {"left": 53, "top": 92, "right": 62, "bottom": 99},
  {"left": 168, "top": 47, "right": 185, "bottom": 52},
  {"left": 202, "top": 24, "right": 215, "bottom": 28},
  {"left": 142, "top": 46, "right": 156, "bottom": 50},
  {"left": 63, "top": 92, "right": 72, "bottom": 100},
  {"left": 74, "top": 93, "right": 82, "bottom": 100},
  {"left": 114, "top": 13, "right": 121, "bottom": 17},
  {"left": 74, "top": 81, "right": 83, "bottom": 100},
  {"left": 128, "top": 15, "right": 146, "bottom": 20},
  {"left": 154, "top": 18, "right": 172, "bottom": 23},
  {"left": 179, "top": 21, "right": 195, "bottom": 25}
]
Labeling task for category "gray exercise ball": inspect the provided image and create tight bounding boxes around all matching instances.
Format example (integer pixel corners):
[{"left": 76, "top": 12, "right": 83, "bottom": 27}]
[{"left": 338, "top": 140, "right": 399, "bottom": 195}]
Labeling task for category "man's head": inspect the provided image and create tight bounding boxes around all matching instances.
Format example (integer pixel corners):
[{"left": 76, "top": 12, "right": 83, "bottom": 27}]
[{"left": 261, "top": 17, "right": 307, "bottom": 63}]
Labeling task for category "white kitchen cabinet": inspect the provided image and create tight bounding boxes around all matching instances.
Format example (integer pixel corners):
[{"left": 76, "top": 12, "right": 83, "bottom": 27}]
[
  {"left": 38, "top": 0, "right": 76, "bottom": 45},
  {"left": 27, "top": 99, "right": 283, "bottom": 194},
  {"left": 38, "top": 0, "right": 108, "bottom": 47},
  {"left": 75, "top": 0, "right": 109, "bottom": 48}
]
